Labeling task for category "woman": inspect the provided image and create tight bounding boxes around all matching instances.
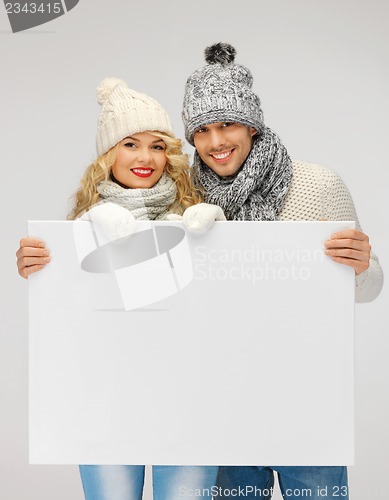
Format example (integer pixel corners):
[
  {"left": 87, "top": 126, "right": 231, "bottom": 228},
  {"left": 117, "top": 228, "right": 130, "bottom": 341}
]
[{"left": 17, "top": 77, "right": 224, "bottom": 499}]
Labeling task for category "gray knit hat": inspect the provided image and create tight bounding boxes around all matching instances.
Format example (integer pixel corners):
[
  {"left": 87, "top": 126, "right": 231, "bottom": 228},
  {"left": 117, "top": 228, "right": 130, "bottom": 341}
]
[
  {"left": 96, "top": 77, "right": 174, "bottom": 156},
  {"left": 182, "top": 43, "right": 264, "bottom": 146}
]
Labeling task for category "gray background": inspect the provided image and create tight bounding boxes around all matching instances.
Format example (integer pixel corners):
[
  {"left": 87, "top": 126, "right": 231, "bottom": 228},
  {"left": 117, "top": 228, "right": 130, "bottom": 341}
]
[{"left": 1, "top": 0, "right": 387, "bottom": 499}]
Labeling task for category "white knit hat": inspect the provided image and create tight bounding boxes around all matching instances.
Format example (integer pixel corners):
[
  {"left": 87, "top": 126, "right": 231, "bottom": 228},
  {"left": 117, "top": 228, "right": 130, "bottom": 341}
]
[{"left": 96, "top": 78, "right": 174, "bottom": 156}]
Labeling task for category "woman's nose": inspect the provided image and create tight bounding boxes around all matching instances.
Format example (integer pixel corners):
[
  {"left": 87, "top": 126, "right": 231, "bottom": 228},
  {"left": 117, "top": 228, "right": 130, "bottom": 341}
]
[{"left": 137, "top": 147, "right": 152, "bottom": 163}]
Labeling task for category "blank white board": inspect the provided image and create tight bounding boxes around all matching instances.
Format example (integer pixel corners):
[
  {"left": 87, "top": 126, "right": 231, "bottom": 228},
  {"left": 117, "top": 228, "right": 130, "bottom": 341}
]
[{"left": 28, "top": 221, "right": 355, "bottom": 465}]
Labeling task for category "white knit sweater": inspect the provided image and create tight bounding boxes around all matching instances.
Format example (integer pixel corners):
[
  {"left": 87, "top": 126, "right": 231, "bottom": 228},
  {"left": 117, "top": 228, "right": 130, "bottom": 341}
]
[{"left": 279, "top": 160, "right": 383, "bottom": 303}]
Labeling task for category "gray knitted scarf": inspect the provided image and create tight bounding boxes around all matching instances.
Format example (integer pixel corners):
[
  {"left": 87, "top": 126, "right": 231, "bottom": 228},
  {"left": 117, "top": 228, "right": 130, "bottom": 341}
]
[
  {"left": 97, "top": 173, "right": 177, "bottom": 220},
  {"left": 193, "top": 127, "right": 292, "bottom": 220}
]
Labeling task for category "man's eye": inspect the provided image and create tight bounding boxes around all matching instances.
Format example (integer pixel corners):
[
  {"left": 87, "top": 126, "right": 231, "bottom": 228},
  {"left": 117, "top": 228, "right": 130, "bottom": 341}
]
[
  {"left": 221, "top": 122, "right": 233, "bottom": 128},
  {"left": 195, "top": 128, "right": 206, "bottom": 134}
]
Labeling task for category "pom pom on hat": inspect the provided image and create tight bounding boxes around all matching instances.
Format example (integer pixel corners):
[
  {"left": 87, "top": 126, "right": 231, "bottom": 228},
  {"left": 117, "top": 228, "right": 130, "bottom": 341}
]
[
  {"left": 204, "top": 42, "right": 236, "bottom": 66},
  {"left": 96, "top": 77, "right": 128, "bottom": 106}
]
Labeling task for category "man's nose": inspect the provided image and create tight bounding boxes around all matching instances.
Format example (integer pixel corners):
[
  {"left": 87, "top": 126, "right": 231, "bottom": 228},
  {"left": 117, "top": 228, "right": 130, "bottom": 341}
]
[{"left": 208, "top": 129, "right": 226, "bottom": 151}]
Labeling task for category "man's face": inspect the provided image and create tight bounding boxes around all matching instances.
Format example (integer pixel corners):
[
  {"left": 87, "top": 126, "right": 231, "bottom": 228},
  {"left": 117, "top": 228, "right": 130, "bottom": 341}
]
[{"left": 193, "top": 122, "right": 257, "bottom": 178}]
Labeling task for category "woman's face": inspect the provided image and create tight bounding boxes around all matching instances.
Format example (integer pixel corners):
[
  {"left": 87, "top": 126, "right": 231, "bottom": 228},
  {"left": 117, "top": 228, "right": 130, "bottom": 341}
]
[{"left": 111, "top": 131, "right": 167, "bottom": 189}]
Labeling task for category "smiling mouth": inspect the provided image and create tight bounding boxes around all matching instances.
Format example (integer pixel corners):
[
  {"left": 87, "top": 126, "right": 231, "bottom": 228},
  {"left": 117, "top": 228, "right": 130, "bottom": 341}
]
[
  {"left": 131, "top": 168, "right": 154, "bottom": 178},
  {"left": 210, "top": 149, "right": 234, "bottom": 163}
]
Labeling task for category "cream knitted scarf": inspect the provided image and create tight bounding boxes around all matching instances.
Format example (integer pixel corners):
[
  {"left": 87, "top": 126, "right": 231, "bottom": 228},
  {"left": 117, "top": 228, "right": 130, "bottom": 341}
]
[
  {"left": 97, "top": 173, "right": 177, "bottom": 220},
  {"left": 193, "top": 127, "right": 292, "bottom": 221}
]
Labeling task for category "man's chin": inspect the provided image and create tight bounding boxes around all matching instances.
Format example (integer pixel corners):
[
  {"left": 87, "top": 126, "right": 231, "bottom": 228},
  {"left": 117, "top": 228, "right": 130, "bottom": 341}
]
[
  {"left": 215, "top": 158, "right": 246, "bottom": 176},
  {"left": 199, "top": 154, "right": 242, "bottom": 178}
]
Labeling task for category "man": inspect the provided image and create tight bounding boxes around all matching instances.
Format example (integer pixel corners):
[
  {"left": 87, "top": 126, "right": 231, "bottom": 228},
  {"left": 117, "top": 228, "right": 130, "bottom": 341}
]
[{"left": 181, "top": 42, "right": 383, "bottom": 499}]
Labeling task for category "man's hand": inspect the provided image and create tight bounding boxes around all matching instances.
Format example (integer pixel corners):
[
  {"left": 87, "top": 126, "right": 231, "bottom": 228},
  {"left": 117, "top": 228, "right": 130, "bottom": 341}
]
[
  {"left": 16, "top": 238, "right": 50, "bottom": 279},
  {"left": 324, "top": 229, "right": 371, "bottom": 275}
]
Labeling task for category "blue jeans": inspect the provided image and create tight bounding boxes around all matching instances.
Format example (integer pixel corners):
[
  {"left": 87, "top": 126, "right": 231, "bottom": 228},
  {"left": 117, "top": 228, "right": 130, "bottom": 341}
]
[
  {"left": 215, "top": 466, "right": 349, "bottom": 499},
  {"left": 79, "top": 465, "right": 219, "bottom": 500}
]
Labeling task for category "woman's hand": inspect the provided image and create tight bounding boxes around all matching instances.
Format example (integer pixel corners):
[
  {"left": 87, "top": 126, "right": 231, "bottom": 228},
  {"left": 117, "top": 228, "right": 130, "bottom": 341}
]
[
  {"left": 80, "top": 203, "right": 136, "bottom": 241},
  {"left": 183, "top": 203, "right": 226, "bottom": 234},
  {"left": 16, "top": 238, "right": 50, "bottom": 279},
  {"left": 324, "top": 229, "right": 371, "bottom": 275}
]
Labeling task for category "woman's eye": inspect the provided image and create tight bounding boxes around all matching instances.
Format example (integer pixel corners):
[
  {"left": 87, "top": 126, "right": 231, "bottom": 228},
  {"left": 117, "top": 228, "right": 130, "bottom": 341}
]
[
  {"left": 153, "top": 145, "right": 165, "bottom": 151},
  {"left": 124, "top": 142, "right": 136, "bottom": 148}
]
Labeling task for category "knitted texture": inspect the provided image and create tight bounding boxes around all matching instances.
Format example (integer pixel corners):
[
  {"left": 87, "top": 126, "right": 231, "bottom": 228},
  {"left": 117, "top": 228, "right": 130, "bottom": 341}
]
[
  {"left": 279, "top": 160, "right": 383, "bottom": 303},
  {"left": 280, "top": 161, "right": 360, "bottom": 225},
  {"left": 79, "top": 203, "right": 137, "bottom": 241},
  {"left": 193, "top": 128, "right": 292, "bottom": 221},
  {"left": 96, "top": 172, "right": 177, "bottom": 220},
  {"left": 96, "top": 78, "right": 174, "bottom": 156},
  {"left": 182, "top": 43, "right": 264, "bottom": 145},
  {"left": 182, "top": 203, "right": 226, "bottom": 234}
]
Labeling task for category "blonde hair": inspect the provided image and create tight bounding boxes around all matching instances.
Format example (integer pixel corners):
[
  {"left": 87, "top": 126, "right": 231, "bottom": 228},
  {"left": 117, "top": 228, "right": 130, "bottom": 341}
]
[{"left": 68, "top": 132, "right": 202, "bottom": 220}]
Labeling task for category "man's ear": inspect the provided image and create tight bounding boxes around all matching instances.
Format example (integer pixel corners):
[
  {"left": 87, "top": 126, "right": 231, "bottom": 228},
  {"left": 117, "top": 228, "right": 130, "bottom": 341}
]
[{"left": 249, "top": 127, "right": 257, "bottom": 137}]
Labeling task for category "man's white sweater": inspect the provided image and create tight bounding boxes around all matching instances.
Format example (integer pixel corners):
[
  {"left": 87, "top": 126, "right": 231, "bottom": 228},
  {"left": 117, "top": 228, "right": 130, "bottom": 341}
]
[{"left": 280, "top": 161, "right": 383, "bottom": 303}]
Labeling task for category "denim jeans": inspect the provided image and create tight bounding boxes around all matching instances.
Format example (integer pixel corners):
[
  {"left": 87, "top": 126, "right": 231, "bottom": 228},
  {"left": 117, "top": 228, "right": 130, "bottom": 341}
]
[
  {"left": 215, "top": 466, "right": 349, "bottom": 499},
  {"left": 79, "top": 465, "right": 219, "bottom": 500}
]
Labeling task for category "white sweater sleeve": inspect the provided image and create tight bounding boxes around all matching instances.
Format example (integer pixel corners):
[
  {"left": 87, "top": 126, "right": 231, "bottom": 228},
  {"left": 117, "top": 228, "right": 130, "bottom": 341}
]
[{"left": 322, "top": 168, "right": 384, "bottom": 303}]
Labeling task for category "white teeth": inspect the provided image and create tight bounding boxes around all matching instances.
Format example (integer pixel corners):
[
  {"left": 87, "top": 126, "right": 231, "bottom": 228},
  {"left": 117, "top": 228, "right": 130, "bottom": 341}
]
[
  {"left": 133, "top": 169, "right": 152, "bottom": 174},
  {"left": 212, "top": 150, "right": 232, "bottom": 159}
]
